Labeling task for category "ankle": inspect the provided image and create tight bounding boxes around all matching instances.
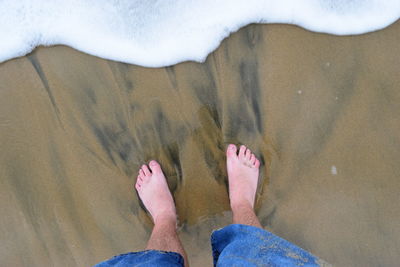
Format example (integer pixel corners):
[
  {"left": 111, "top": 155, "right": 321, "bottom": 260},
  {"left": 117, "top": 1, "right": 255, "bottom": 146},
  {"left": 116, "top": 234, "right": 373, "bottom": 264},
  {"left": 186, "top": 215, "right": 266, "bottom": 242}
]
[
  {"left": 231, "top": 202, "right": 254, "bottom": 215},
  {"left": 153, "top": 212, "right": 177, "bottom": 227}
]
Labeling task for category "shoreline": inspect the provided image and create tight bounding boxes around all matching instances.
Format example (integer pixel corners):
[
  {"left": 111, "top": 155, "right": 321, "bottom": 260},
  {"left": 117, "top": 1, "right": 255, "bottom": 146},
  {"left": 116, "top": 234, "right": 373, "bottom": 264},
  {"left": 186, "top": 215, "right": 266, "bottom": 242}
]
[{"left": 1, "top": 22, "right": 399, "bottom": 266}]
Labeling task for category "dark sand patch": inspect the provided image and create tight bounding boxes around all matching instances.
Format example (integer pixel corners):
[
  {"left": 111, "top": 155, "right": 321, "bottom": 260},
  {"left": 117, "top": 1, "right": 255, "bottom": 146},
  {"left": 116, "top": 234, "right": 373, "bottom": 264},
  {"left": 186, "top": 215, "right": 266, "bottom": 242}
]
[{"left": 1, "top": 21, "right": 400, "bottom": 266}]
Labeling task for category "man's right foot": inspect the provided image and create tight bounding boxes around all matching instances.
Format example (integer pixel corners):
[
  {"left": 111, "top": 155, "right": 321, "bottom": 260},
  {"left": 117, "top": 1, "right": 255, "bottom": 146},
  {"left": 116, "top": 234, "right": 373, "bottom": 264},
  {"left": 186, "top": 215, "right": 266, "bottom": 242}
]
[{"left": 226, "top": 144, "right": 260, "bottom": 210}]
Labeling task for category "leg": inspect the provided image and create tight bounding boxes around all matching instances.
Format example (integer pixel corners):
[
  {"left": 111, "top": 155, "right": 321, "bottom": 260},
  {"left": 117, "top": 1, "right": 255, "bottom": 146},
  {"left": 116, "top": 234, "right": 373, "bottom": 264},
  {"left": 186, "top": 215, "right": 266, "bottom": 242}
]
[
  {"left": 226, "top": 144, "right": 262, "bottom": 228},
  {"left": 210, "top": 145, "right": 324, "bottom": 266},
  {"left": 135, "top": 160, "right": 189, "bottom": 267}
]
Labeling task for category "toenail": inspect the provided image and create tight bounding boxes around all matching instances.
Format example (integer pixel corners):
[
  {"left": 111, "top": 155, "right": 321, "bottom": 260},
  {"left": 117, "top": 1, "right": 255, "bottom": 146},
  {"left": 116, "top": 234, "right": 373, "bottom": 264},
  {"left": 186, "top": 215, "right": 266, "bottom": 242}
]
[
  {"left": 150, "top": 160, "right": 156, "bottom": 166},
  {"left": 229, "top": 144, "right": 235, "bottom": 150}
]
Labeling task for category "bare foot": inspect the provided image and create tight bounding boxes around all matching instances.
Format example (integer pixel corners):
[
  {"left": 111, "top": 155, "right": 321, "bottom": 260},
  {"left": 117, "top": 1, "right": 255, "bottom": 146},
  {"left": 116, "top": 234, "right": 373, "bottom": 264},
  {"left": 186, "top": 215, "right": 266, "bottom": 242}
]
[
  {"left": 226, "top": 144, "right": 260, "bottom": 210},
  {"left": 135, "top": 160, "right": 176, "bottom": 225}
]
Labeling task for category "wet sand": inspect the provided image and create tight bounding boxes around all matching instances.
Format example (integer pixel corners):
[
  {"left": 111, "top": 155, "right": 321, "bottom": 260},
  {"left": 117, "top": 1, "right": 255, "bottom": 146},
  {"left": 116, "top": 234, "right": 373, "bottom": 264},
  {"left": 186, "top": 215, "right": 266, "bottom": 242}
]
[{"left": 1, "top": 21, "right": 400, "bottom": 267}]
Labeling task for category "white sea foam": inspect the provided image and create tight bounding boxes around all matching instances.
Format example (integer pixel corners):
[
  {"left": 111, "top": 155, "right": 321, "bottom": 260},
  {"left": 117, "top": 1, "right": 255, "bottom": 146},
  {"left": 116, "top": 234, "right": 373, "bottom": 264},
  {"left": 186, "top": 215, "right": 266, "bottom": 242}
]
[{"left": 1, "top": 0, "right": 399, "bottom": 67}]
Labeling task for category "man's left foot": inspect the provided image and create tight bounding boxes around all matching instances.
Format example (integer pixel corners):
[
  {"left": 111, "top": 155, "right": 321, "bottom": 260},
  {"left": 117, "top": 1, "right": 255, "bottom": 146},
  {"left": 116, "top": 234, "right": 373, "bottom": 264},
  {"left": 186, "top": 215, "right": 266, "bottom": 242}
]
[{"left": 135, "top": 160, "right": 177, "bottom": 224}]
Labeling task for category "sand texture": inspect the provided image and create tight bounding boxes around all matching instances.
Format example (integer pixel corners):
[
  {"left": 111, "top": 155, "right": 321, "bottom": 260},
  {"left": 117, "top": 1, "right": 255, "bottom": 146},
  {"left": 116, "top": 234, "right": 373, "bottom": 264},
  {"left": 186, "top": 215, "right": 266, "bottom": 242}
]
[{"left": 1, "top": 22, "right": 400, "bottom": 267}]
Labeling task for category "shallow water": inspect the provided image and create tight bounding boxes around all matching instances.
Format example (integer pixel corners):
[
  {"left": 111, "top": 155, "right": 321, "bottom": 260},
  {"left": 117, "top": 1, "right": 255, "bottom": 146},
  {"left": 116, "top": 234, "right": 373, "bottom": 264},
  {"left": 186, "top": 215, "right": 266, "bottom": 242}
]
[{"left": 1, "top": 22, "right": 400, "bottom": 266}]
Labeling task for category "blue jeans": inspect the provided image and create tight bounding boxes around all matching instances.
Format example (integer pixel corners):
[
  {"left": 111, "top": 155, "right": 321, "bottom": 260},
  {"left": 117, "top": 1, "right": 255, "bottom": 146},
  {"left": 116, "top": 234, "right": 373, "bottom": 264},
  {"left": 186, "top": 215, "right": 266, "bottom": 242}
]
[{"left": 94, "top": 224, "right": 324, "bottom": 266}]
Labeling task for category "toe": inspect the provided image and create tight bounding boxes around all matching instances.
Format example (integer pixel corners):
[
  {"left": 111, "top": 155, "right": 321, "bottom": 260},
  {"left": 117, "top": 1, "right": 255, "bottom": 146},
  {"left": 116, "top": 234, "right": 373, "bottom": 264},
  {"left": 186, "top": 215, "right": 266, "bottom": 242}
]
[
  {"left": 226, "top": 144, "right": 238, "bottom": 158},
  {"left": 254, "top": 159, "right": 260, "bottom": 168},
  {"left": 149, "top": 160, "right": 162, "bottom": 174},
  {"left": 245, "top": 148, "right": 251, "bottom": 160},
  {"left": 139, "top": 169, "right": 145, "bottom": 178},
  {"left": 239, "top": 145, "right": 246, "bottom": 159},
  {"left": 141, "top": 164, "right": 151, "bottom": 176},
  {"left": 250, "top": 154, "right": 256, "bottom": 164},
  {"left": 138, "top": 175, "right": 144, "bottom": 182},
  {"left": 135, "top": 182, "right": 141, "bottom": 191}
]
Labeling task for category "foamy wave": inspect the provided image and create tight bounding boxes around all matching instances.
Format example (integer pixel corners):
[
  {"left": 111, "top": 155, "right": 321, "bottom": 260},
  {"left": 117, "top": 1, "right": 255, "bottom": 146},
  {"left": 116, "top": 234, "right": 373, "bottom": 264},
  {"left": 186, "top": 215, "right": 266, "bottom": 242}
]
[{"left": 1, "top": 0, "right": 399, "bottom": 67}]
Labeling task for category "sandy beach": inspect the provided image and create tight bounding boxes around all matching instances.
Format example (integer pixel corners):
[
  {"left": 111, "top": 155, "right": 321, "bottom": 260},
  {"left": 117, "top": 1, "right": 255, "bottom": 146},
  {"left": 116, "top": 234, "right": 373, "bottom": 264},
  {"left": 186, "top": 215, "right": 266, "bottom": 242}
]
[{"left": 1, "top": 21, "right": 399, "bottom": 266}]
